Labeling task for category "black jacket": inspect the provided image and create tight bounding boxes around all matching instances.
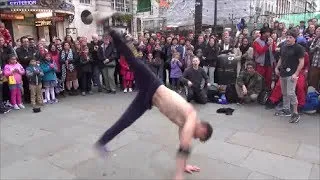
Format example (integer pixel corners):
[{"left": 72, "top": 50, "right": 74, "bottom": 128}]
[
  {"left": 79, "top": 54, "right": 93, "bottom": 73},
  {"left": 16, "top": 46, "right": 37, "bottom": 68},
  {"left": 0, "top": 45, "right": 14, "bottom": 68},
  {"left": 89, "top": 40, "right": 103, "bottom": 64},
  {"left": 203, "top": 44, "right": 219, "bottom": 67},
  {"left": 97, "top": 43, "right": 117, "bottom": 68}
]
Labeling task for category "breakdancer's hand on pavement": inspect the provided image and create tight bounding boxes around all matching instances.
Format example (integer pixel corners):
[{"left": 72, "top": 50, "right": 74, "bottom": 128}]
[{"left": 185, "top": 164, "right": 200, "bottom": 173}]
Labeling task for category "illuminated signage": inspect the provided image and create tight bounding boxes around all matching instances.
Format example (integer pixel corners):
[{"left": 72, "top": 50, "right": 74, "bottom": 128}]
[
  {"left": 35, "top": 20, "right": 52, "bottom": 26},
  {"left": 8, "top": 0, "right": 37, "bottom": 6},
  {"left": 0, "top": 13, "right": 24, "bottom": 20}
]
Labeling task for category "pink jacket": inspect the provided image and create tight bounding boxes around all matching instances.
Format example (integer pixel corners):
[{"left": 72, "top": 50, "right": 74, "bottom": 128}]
[{"left": 4, "top": 63, "right": 25, "bottom": 84}]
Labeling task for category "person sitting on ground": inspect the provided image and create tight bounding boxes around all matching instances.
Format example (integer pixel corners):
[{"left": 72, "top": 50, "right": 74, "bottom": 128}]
[
  {"left": 180, "top": 57, "right": 210, "bottom": 104},
  {"left": 236, "top": 61, "right": 264, "bottom": 104}
]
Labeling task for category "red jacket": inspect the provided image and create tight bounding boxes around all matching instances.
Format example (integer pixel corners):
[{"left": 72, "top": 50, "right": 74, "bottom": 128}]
[
  {"left": 0, "top": 28, "right": 12, "bottom": 44},
  {"left": 119, "top": 55, "right": 130, "bottom": 76},
  {"left": 302, "top": 52, "right": 309, "bottom": 72},
  {"left": 252, "top": 40, "right": 276, "bottom": 56}
]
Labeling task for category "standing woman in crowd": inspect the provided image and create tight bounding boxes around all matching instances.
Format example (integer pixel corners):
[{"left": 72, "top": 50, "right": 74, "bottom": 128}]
[
  {"left": 35, "top": 43, "right": 47, "bottom": 61},
  {"left": 79, "top": 46, "right": 93, "bottom": 96},
  {"left": 152, "top": 43, "right": 165, "bottom": 80},
  {"left": 48, "top": 44, "right": 63, "bottom": 95},
  {"left": 64, "top": 35, "right": 74, "bottom": 49},
  {"left": 309, "top": 26, "right": 320, "bottom": 91},
  {"left": 239, "top": 37, "right": 253, "bottom": 70},
  {"left": 203, "top": 37, "right": 219, "bottom": 85},
  {"left": 277, "top": 28, "right": 287, "bottom": 46},
  {"left": 60, "top": 41, "right": 79, "bottom": 95},
  {"left": 4, "top": 55, "right": 25, "bottom": 110}
]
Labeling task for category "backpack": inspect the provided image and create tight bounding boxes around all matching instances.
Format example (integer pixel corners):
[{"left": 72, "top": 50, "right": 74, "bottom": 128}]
[
  {"left": 302, "top": 92, "right": 320, "bottom": 112},
  {"left": 258, "top": 89, "right": 271, "bottom": 105}
]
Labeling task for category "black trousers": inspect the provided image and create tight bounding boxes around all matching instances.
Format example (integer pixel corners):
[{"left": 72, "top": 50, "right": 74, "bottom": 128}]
[
  {"left": 97, "top": 30, "right": 162, "bottom": 146},
  {"left": 187, "top": 87, "right": 207, "bottom": 104},
  {"left": 80, "top": 71, "right": 93, "bottom": 92},
  {"left": 0, "top": 83, "right": 3, "bottom": 102}
]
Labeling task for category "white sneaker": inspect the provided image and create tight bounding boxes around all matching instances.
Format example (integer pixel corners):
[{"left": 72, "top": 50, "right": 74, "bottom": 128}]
[
  {"left": 123, "top": 89, "right": 128, "bottom": 93},
  {"left": 18, "top": 104, "right": 25, "bottom": 109},
  {"left": 13, "top": 104, "right": 20, "bottom": 110},
  {"left": 129, "top": 88, "right": 133, "bottom": 92}
]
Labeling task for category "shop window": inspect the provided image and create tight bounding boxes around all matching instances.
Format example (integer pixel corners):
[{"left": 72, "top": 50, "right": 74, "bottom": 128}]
[
  {"left": 80, "top": 0, "right": 91, "bottom": 4},
  {"left": 110, "top": 0, "right": 131, "bottom": 12}
]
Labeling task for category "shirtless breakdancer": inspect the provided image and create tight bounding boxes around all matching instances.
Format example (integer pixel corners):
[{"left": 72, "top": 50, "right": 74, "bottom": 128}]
[{"left": 95, "top": 29, "right": 213, "bottom": 180}]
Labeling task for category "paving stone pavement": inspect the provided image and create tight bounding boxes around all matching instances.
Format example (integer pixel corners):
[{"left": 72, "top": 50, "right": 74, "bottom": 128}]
[{"left": 0, "top": 92, "right": 319, "bottom": 179}]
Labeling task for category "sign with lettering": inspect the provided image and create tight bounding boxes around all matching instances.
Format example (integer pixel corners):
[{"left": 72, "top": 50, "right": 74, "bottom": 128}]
[
  {"left": 35, "top": 20, "right": 52, "bottom": 26},
  {"left": 8, "top": 0, "right": 37, "bottom": 6},
  {"left": 0, "top": 13, "right": 24, "bottom": 20},
  {"left": 52, "top": 16, "right": 64, "bottom": 22}
]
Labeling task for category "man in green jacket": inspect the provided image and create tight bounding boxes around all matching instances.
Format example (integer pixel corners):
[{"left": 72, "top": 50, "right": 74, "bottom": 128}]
[{"left": 236, "top": 61, "right": 264, "bottom": 103}]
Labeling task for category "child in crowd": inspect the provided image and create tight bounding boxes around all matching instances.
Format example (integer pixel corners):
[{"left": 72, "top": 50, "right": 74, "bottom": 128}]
[
  {"left": 184, "top": 47, "right": 194, "bottom": 69},
  {"left": 0, "top": 22, "right": 12, "bottom": 45},
  {"left": 4, "top": 55, "right": 25, "bottom": 110},
  {"left": 170, "top": 52, "right": 183, "bottom": 91},
  {"left": 120, "top": 55, "right": 134, "bottom": 93},
  {"left": 40, "top": 53, "right": 58, "bottom": 104},
  {"left": 26, "top": 59, "right": 44, "bottom": 108},
  {"left": 79, "top": 46, "right": 93, "bottom": 96}
]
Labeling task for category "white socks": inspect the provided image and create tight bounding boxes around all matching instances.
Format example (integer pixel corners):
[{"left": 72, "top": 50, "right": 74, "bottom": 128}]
[{"left": 45, "top": 87, "right": 56, "bottom": 101}]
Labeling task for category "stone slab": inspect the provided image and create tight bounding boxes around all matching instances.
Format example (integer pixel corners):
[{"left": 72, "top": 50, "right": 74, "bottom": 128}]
[
  {"left": 247, "top": 172, "right": 277, "bottom": 179},
  {"left": 216, "top": 115, "right": 265, "bottom": 132},
  {"left": 186, "top": 154, "right": 252, "bottom": 179},
  {"left": 57, "top": 124, "right": 104, "bottom": 140},
  {"left": 107, "top": 140, "right": 164, "bottom": 169},
  {"left": 258, "top": 119, "right": 320, "bottom": 147},
  {"left": 108, "top": 130, "right": 140, "bottom": 151},
  {"left": 241, "top": 150, "right": 313, "bottom": 179},
  {"left": 193, "top": 140, "right": 252, "bottom": 165},
  {"left": 309, "top": 164, "right": 320, "bottom": 180},
  {"left": 20, "top": 134, "right": 74, "bottom": 158},
  {"left": 1, "top": 145, "right": 29, "bottom": 168},
  {"left": 228, "top": 131, "right": 299, "bottom": 157},
  {"left": 295, "top": 144, "right": 320, "bottom": 164},
  {"left": 212, "top": 127, "right": 236, "bottom": 141},
  {"left": 0, "top": 157, "right": 76, "bottom": 179},
  {"left": 47, "top": 143, "right": 96, "bottom": 169},
  {"left": 0, "top": 124, "right": 52, "bottom": 146}
]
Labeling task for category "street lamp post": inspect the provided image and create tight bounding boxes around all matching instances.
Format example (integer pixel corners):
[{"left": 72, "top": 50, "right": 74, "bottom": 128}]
[
  {"left": 194, "top": 0, "right": 203, "bottom": 36},
  {"left": 214, "top": 0, "right": 217, "bottom": 28}
]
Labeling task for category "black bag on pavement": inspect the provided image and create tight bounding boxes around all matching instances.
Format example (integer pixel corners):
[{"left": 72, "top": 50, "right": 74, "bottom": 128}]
[
  {"left": 258, "top": 89, "right": 271, "bottom": 105},
  {"left": 215, "top": 54, "right": 238, "bottom": 85}
]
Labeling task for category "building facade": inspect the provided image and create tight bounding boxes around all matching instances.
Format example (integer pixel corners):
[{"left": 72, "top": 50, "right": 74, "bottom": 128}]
[
  {"left": 165, "top": 0, "right": 277, "bottom": 28},
  {"left": 291, "top": 0, "right": 317, "bottom": 14},
  {"left": 136, "top": 0, "right": 166, "bottom": 32},
  {"left": 0, "top": 0, "right": 75, "bottom": 42}
]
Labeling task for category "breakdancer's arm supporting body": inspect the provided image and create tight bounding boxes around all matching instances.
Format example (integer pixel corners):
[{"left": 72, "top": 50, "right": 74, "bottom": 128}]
[{"left": 98, "top": 29, "right": 213, "bottom": 180}]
